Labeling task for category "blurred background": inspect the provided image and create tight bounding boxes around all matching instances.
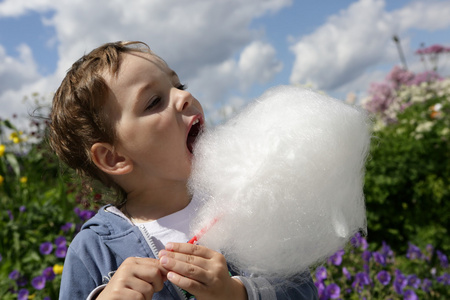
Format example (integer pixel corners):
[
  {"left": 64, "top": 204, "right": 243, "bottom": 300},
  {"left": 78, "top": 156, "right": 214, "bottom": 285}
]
[{"left": 1, "top": 0, "right": 449, "bottom": 299}]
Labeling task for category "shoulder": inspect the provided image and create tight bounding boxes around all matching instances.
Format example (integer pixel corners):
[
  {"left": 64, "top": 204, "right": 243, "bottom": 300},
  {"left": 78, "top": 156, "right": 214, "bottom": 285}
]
[{"left": 69, "top": 205, "right": 131, "bottom": 253}]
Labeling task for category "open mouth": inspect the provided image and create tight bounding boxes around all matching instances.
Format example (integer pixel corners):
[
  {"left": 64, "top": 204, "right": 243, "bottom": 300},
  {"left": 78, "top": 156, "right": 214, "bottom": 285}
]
[{"left": 187, "top": 119, "right": 202, "bottom": 154}]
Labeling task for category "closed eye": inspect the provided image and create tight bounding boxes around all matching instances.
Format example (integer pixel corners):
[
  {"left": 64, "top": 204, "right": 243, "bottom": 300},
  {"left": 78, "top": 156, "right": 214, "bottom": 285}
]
[{"left": 145, "top": 97, "right": 162, "bottom": 110}]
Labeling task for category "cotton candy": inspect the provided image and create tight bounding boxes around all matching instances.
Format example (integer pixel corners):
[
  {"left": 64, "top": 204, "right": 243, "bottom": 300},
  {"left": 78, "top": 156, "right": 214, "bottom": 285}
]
[{"left": 188, "top": 85, "right": 371, "bottom": 278}]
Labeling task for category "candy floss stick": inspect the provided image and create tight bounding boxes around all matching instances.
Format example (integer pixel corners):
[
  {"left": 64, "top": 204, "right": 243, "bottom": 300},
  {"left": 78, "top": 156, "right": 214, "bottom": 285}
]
[
  {"left": 188, "top": 217, "right": 219, "bottom": 244},
  {"left": 188, "top": 86, "right": 372, "bottom": 279}
]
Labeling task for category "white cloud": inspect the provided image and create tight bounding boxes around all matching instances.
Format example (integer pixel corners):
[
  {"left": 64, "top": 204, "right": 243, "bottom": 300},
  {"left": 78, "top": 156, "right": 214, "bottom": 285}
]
[
  {"left": 0, "top": 0, "right": 53, "bottom": 17},
  {"left": 289, "top": 0, "right": 398, "bottom": 91},
  {"left": 0, "top": 44, "right": 40, "bottom": 92},
  {"left": 238, "top": 41, "right": 283, "bottom": 90},
  {"left": 0, "top": 0, "right": 290, "bottom": 121},
  {"left": 395, "top": 0, "right": 450, "bottom": 31},
  {"left": 187, "top": 40, "right": 283, "bottom": 113},
  {"left": 288, "top": 0, "right": 450, "bottom": 93}
]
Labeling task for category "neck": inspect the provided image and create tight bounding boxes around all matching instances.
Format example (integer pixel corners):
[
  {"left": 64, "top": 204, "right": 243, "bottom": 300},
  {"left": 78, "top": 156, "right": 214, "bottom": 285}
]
[{"left": 123, "top": 181, "right": 191, "bottom": 222}]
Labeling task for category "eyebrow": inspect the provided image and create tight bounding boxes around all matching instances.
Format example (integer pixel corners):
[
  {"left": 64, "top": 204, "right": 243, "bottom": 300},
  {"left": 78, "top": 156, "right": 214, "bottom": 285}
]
[{"left": 135, "top": 82, "right": 153, "bottom": 110}]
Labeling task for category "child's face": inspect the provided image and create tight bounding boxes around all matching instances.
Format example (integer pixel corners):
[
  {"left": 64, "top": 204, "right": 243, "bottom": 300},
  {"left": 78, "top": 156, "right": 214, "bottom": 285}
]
[{"left": 103, "top": 51, "right": 204, "bottom": 184}]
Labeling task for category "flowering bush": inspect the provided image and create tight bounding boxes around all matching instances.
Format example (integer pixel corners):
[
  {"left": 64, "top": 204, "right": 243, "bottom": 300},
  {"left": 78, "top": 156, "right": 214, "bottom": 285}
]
[
  {"left": 313, "top": 233, "right": 449, "bottom": 299},
  {"left": 0, "top": 114, "right": 97, "bottom": 299},
  {"left": 361, "top": 45, "right": 450, "bottom": 255}
]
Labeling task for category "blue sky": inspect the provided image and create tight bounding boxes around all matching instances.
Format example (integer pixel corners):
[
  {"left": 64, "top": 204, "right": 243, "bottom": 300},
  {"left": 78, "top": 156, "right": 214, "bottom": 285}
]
[{"left": 0, "top": 0, "right": 449, "bottom": 123}]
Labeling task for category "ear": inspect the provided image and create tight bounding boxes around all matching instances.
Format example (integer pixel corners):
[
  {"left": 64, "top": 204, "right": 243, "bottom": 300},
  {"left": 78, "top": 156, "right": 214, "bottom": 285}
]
[{"left": 90, "top": 142, "right": 133, "bottom": 175}]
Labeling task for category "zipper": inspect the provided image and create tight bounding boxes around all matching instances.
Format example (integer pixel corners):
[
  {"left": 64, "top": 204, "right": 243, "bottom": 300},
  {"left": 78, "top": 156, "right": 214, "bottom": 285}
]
[{"left": 138, "top": 225, "right": 188, "bottom": 300}]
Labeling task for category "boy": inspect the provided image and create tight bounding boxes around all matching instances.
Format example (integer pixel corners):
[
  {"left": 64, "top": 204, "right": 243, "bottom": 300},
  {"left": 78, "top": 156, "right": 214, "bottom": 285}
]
[{"left": 49, "top": 41, "right": 318, "bottom": 299}]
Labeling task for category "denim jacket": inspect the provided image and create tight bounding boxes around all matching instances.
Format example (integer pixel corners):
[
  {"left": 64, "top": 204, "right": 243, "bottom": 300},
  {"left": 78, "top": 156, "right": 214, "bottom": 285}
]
[{"left": 59, "top": 205, "right": 318, "bottom": 299}]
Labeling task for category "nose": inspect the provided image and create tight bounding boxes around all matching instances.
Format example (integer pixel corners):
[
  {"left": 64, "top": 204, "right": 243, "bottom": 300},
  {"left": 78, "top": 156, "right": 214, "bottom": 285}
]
[{"left": 173, "top": 88, "right": 193, "bottom": 112}]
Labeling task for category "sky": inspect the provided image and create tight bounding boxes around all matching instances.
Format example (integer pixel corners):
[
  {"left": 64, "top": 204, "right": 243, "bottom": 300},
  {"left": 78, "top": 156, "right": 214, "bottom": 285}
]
[{"left": 0, "top": 0, "right": 449, "bottom": 125}]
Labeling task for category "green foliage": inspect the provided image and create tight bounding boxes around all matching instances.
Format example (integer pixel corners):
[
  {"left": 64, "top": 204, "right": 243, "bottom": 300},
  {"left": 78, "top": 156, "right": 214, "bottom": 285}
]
[
  {"left": 0, "top": 115, "right": 96, "bottom": 300},
  {"left": 363, "top": 78, "right": 450, "bottom": 254}
]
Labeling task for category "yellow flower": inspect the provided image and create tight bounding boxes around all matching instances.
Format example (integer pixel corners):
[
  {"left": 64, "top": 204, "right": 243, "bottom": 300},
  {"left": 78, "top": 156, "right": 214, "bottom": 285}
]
[
  {"left": 53, "top": 264, "right": 64, "bottom": 275},
  {"left": 0, "top": 144, "right": 4, "bottom": 157},
  {"left": 20, "top": 176, "right": 27, "bottom": 184},
  {"left": 0, "top": 175, "right": 4, "bottom": 185},
  {"left": 28, "top": 294, "right": 35, "bottom": 299},
  {"left": 8, "top": 131, "right": 26, "bottom": 144}
]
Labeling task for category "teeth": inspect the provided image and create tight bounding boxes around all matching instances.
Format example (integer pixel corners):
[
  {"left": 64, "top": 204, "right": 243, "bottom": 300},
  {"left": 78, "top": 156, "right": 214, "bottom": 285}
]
[{"left": 193, "top": 119, "right": 199, "bottom": 125}]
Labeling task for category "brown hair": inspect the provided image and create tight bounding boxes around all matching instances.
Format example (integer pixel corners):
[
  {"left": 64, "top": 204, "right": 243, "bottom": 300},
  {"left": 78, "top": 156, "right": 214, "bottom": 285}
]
[{"left": 49, "top": 41, "right": 151, "bottom": 202}]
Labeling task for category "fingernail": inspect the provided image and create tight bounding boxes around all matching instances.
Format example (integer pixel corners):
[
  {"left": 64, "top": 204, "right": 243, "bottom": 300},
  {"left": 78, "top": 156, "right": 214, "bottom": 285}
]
[
  {"left": 160, "top": 256, "right": 169, "bottom": 265},
  {"left": 166, "top": 243, "right": 173, "bottom": 251},
  {"left": 167, "top": 272, "right": 174, "bottom": 280},
  {"left": 159, "top": 250, "right": 167, "bottom": 257}
]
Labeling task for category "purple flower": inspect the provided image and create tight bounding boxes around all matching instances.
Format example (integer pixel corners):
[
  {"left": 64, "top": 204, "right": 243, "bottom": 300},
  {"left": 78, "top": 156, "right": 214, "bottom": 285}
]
[
  {"left": 364, "top": 82, "right": 395, "bottom": 114},
  {"left": 394, "top": 270, "right": 407, "bottom": 294},
  {"left": 40, "top": 242, "right": 53, "bottom": 255},
  {"left": 55, "top": 245, "right": 67, "bottom": 258},
  {"left": 351, "top": 232, "right": 368, "bottom": 249},
  {"left": 18, "top": 289, "right": 29, "bottom": 300},
  {"left": 436, "top": 250, "right": 449, "bottom": 268},
  {"left": 17, "top": 276, "right": 27, "bottom": 287},
  {"left": 0, "top": 253, "right": 2, "bottom": 262},
  {"left": 328, "top": 249, "right": 344, "bottom": 266},
  {"left": 31, "top": 275, "right": 46, "bottom": 290},
  {"left": 42, "top": 266, "right": 56, "bottom": 281},
  {"left": 61, "top": 222, "right": 73, "bottom": 232},
  {"left": 410, "top": 71, "right": 442, "bottom": 85},
  {"left": 76, "top": 208, "right": 96, "bottom": 221},
  {"left": 381, "top": 241, "right": 394, "bottom": 258},
  {"left": 55, "top": 236, "right": 66, "bottom": 247},
  {"left": 406, "top": 243, "right": 422, "bottom": 260},
  {"left": 373, "top": 251, "right": 386, "bottom": 266},
  {"left": 362, "top": 250, "right": 371, "bottom": 262},
  {"left": 7, "top": 210, "right": 13, "bottom": 220},
  {"left": 19, "top": 205, "right": 26, "bottom": 212},
  {"left": 421, "top": 278, "right": 432, "bottom": 292},
  {"left": 326, "top": 283, "right": 340, "bottom": 299},
  {"left": 404, "top": 290, "right": 419, "bottom": 300},
  {"left": 314, "top": 282, "right": 328, "bottom": 300},
  {"left": 407, "top": 274, "right": 421, "bottom": 289},
  {"left": 436, "top": 273, "right": 450, "bottom": 285},
  {"left": 342, "top": 267, "right": 352, "bottom": 281},
  {"left": 9, "top": 269, "right": 20, "bottom": 280},
  {"left": 74, "top": 207, "right": 81, "bottom": 216},
  {"left": 377, "top": 270, "right": 391, "bottom": 286},
  {"left": 315, "top": 266, "right": 328, "bottom": 282},
  {"left": 416, "top": 44, "right": 450, "bottom": 55},
  {"left": 352, "top": 272, "right": 370, "bottom": 292}
]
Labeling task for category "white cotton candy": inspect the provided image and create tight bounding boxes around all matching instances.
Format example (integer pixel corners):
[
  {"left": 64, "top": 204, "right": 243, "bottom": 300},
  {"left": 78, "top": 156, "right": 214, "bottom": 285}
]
[{"left": 188, "top": 86, "right": 371, "bottom": 278}]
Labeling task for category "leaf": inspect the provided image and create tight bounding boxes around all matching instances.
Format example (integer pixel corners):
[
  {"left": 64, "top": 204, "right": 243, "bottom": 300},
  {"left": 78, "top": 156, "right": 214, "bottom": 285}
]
[
  {"left": 0, "top": 120, "right": 17, "bottom": 131},
  {"left": 5, "top": 153, "right": 20, "bottom": 177}
]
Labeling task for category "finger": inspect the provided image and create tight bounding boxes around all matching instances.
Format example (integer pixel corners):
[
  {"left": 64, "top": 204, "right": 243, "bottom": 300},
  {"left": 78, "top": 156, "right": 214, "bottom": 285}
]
[
  {"left": 159, "top": 249, "right": 209, "bottom": 270},
  {"left": 165, "top": 242, "right": 215, "bottom": 259},
  {"left": 98, "top": 284, "right": 153, "bottom": 300},
  {"left": 166, "top": 271, "right": 206, "bottom": 295},
  {"left": 121, "top": 277, "right": 156, "bottom": 300},
  {"left": 159, "top": 255, "right": 210, "bottom": 284},
  {"left": 119, "top": 258, "right": 166, "bottom": 291}
]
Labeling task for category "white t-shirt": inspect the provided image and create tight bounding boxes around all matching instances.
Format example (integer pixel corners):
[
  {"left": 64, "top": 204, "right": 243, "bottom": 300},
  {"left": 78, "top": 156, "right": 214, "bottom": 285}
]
[{"left": 108, "top": 198, "right": 198, "bottom": 251}]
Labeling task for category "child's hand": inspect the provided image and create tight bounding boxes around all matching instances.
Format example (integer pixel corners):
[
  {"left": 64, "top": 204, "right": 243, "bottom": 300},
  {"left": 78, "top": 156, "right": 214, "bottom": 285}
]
[
  {"left": 159, "top": 242, "right": 247, "bottom": 300},
  {"left": 96, "top": 257, "right": 167, "bottom": 300}
]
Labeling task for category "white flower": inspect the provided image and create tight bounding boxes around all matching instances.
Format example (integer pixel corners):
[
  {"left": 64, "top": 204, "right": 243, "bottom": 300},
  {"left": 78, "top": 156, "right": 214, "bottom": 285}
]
[{"left": 415, "top": 121, "right": 434, "bottom": 133}]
